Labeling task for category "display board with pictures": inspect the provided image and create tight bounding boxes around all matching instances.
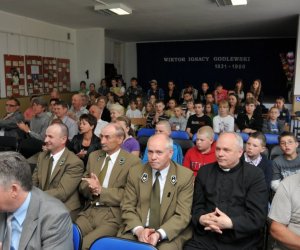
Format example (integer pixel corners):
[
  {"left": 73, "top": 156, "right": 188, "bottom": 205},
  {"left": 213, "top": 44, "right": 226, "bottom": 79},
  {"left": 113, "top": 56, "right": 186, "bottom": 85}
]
[
  {"left": 57, "top": 58, "right": 70, "bottom": 92},
  {"left": 4, "top": 55, "right": 26, "bottom": 97},
  {"left": 25, "top": 55, "right": 43, "bottom": 95},
  {"left": 43, "top": 57, "right": 58, "bottom": 93}
]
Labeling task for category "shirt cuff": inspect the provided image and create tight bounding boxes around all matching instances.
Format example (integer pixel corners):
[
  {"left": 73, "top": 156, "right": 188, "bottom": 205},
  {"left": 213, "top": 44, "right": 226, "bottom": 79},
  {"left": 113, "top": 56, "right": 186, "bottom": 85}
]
[
  {"left": 132, "top": 226, "right": 144, "bottom": 236},
  {"left": 157, "top": 228, "right": 167, "bottom": 240}
]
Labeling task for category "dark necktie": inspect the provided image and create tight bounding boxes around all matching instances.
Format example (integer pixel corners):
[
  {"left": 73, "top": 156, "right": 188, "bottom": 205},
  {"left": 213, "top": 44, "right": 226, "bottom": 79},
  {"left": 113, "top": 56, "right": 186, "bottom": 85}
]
[
  {"left": 3, "top": 213, "right": 13, "bottom": 250},
  {"left": 149, "top": 171, "right": 161, "bottom": 229},
  {"left": 98, "top": 156, "right": 111, "bottom": 184},
  {"left": 46, "top": 156, "right": 54, "bottom": 185}
]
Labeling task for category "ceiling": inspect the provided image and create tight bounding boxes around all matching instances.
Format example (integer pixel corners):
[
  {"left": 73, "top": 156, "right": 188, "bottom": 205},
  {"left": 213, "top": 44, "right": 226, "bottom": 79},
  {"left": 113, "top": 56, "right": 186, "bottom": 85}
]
[{"left": 0, "top": 0, "right": 299, "bottom": 42}]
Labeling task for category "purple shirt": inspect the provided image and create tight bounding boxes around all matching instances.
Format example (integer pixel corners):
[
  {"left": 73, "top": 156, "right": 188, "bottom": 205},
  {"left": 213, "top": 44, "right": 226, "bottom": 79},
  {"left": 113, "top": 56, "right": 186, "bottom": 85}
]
[{"left": 121, "top": 137, "right": 140, "bottom": 153}]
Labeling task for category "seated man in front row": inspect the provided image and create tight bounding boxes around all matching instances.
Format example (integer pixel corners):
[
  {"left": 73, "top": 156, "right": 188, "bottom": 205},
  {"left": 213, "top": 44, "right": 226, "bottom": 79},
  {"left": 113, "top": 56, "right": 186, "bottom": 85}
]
[
  {"left": 118, "top": 133, "right": 194, "bottom": 250},
  {"left": 0, "top": 151, "right": 72, "bottom": 249},
  {"left": 184, "top": 132, "right": 269, "bottom": 250}
]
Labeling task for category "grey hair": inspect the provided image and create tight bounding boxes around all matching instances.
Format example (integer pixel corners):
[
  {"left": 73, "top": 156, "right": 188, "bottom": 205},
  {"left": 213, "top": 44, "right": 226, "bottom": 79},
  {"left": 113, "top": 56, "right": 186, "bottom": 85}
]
[
  {"left": 104, "top": 123, "right": 125, "bottom": 140},
  {"left": 148, "top": 133, "right": 173, "bottom": 150},
  {"left": 219, "top": 132, "right": 244, "bottom": 149},
  {"left": 0, "top": 151, "right": 32, "bottom": 191}
]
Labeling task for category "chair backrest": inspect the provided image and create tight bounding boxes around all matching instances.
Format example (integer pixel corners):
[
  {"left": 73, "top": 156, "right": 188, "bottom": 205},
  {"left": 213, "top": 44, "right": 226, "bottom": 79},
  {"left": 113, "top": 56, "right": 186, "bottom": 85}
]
[
  {"left": 269, "top": 145, "right": 283, "bottom": 160},
  {"left": 89, "top": 236, "right": 157, "bottom": 250},
  {"left": 171, "top": 130, "right": 189, "bottom": 140},
  {"left": 137, "top": 128, "right": 155, "bottom": 138},
  {"left": 131, "top": 118, "right": 147, "bottom": 127},
  {"left": 173, "top": 139, "right": 194, "bottom": 156},
  {"left": 73, "top": 223, "right": 82, "bottom": 250}
]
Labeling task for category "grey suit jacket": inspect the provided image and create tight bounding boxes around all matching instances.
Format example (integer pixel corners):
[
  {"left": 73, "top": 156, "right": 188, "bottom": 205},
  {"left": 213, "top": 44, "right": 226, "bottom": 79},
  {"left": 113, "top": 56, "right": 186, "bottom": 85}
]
[
  {"left": 0, "top": 111, "right": 24, "bottom": 137},
  {"left": 0, "top": 187, "right": 73, "bottom": 250}
]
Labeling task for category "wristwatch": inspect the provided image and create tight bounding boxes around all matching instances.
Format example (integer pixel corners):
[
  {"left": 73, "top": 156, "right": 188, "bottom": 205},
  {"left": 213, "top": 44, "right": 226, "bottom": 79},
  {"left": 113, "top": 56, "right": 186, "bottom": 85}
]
[{"left": 156, "top": 230, "right": 162, "bottom": 242}]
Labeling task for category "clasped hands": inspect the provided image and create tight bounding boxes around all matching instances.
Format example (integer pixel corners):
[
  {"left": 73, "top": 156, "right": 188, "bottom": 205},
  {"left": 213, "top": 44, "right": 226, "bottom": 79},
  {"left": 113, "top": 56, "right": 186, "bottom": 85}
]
[
  {"left": 135, "top": 227, "right": 161, "bottom": 246},
  {"left": 82, "top": 173, "right": 102, "bottom": 196},
  {"left": 200, "top": 207, "right": 233, "bottom": 234}
]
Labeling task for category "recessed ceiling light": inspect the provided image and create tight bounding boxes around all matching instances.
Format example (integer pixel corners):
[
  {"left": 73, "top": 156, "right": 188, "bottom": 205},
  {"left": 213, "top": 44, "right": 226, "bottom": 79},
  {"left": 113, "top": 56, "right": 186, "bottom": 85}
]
[
  {"left": 231, "top": 0, "right": 247, "bottom": 6},
  {"left": 94, "top": 3, "right": 132, "bottom": 15}
]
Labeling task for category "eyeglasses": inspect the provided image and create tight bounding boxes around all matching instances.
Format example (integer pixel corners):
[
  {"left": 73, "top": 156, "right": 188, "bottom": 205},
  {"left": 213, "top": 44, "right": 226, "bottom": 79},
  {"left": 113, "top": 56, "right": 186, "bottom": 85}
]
[
  {"left": 5, "top": 104, "right": 17, "bottom": 107},
  {"left": 280, "top": 141, "right": 295, "bottom": 146}
]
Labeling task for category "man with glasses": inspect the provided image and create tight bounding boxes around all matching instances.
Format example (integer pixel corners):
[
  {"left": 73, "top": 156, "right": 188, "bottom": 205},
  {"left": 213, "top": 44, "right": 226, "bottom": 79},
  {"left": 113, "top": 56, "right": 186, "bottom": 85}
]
[
  {"left": 0, "top": 97, "right": 24, "bottom": 138},
  {"left": 271, "top": 131, "right": 300, "bottom": 192}
]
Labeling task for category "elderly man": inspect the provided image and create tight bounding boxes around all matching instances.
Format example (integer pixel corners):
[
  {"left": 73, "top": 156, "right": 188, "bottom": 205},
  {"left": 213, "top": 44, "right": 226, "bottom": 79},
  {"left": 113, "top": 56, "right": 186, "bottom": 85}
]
[
  {"left": 118, "top": 134, "right": 194, "bottom": 249},
  {"left": 269, "top": 173, "right": 300, "bottom": 250},
  {"left": 0, "top": 151, "right": 72, "bottom": 249},
  {"left": 76, "top": 123, "right": 142, "bottom": 250},
  {"left": 69, "top": 93, "right": 88, "bottom": 121},
  {"left": 184, "top": 132, "right": 268, "bottom": 250},
  {"left": 88, "top": 104, "right": 108, "bottom": 137},
  {"left": 32, "top": 123, "right": 84, "bottom": 221}
]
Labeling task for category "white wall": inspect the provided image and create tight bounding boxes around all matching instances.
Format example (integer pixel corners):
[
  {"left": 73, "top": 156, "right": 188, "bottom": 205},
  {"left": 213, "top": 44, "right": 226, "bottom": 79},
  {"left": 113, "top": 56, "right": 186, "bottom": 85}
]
[
  {"left": 0, "top": 10, "right": 77, "bottom": 97},
  {"left": 76, "top": 28, "right": 105, "bottom": 89},
  {"left": 124, "top": 42, "right": 137, "bottom": 85},
  {"left": 293, "top": 15, "right": 300, "bottom": 95}
]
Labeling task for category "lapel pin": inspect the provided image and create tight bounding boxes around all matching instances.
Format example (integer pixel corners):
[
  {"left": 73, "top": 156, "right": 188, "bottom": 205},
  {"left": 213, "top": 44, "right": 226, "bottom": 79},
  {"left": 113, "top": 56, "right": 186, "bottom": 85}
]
[
  {"left": 119, "top": 157, "right": 125, "bottom": 165},
  {"left": 170, "top": 175, "right": 177, "bottom": 185},
  {"left": 59, "top": 158, "right": 65, "bottom": 166},
  {"left": 141, "top": 173, "right": 148, "bottom": 183}
]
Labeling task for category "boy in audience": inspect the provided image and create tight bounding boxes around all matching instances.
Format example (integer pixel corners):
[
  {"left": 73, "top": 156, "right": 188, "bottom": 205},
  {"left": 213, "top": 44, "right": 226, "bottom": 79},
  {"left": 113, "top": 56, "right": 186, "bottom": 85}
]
[
  {"left": 213, "top": 82, "right": 228, "bottom": 104},
  {"left": 236, "top": 97, "right": 263, "bottom": 133},
  {"left": 262, "top": 107, "right": 285, "bottom": 134},
  {"left": 274, "top": 96, "right": 291, "bottom": 125},
  {"left": 185, "top": 100, "right": 195, "bottom": 120},
  {"left": 241, "top": 132, "right": 273, "bottom": 188},
  {"left": 183, "top": 126, "right": 216, "bottom": 176},
  {"left": 213, "top": 100, "right": 234, "bottom": 133},
  {"left": 181, "top": 91, "right": 194, "bottom": 114},
  {"left": 169, "top": 105, "right": 187, "bottom": 131},
  {"left": 146, "top": 100, "right": 169, "bottom": 128},
  {"left": 271, "top": 131, "right": 300, "bottom": 192},
  {"left": 125, "top": 99, "right": 142, "bottom": 118},
  {"left": 205, "top": 93, "right": 218, "bottom": 114},
  {"left": 186, "top": 101, "right": 212, "bottom": 139}
]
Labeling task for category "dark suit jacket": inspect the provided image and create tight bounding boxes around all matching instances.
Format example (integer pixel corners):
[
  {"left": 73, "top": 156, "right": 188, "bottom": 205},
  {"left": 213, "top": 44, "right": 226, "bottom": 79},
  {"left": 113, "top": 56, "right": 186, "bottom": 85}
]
[
  {"left": 79, "top": 149, "right": 142, "bottom": 224},
  {"left": 0, "top": 187, "right": 73, "bottom": 250},
  {"left": 0, "top": 110, "right": 24, "bottom": 137},
  {"left": 101, "top": 107, "right": 111, "bottom": 122},
  {"left": 32, "top": 148, "right": 84, "bottom": 213},
  {"left": 119, "top": 161, "right": 194, "bottom": 248}
]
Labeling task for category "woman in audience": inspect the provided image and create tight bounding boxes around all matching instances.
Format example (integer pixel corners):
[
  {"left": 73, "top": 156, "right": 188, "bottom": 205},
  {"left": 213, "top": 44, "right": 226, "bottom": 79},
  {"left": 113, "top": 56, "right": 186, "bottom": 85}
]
[
  {"left": 165, "top": 80, "right": 180, "bottom": 103},
  {"left": 165, "top": 98, "right": 177, "bottom": 117},
  {"left": 109, "top": 103, "right": 125, "bottom": 122},
  {"left": 106, "top": 91, "right": 118, "bottom": 110},
  {"left": 234, "top": 78, "right": 245, "bottom": 103},
  {"left": 204, "top": 102, "right": 215, "bottom": 122},
  {"left": 262, "top": 107, "right": 286, "bottom": 134},
  {"left": 228, "top": 93, "right": 243, "bottom": 119},
  {"left": 68, "top": 113, "right": 100, "bottom": 167},
  {"left": 98, "top": 78, "right": 109, "bottom": 96},
  {"left": 274, "top": 96, "right": 291, "bottom": 125},
  {"left": 250, "top": 79, "right": 264, "bottom": 105},
  {"left": 115, "top": 116, "right": 140, "bottom": 157},
  {"left": 142, "top": 101, "right": 154, "bottom": 118}
]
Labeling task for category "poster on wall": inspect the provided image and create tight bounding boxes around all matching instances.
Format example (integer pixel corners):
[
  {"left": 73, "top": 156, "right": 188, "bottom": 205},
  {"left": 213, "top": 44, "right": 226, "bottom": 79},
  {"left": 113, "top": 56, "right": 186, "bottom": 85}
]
[
  {"left": 43, "top": 56, "right": 58, "bottom": 93},
  {"left": 57, "top": 58, "right": 71, "bottom": 92},
  {"left": 4, "top": 54, "right": 25, "bottom": 97},
  {"left": 25, "top": 55, "right": 43, "bottom": 95}
]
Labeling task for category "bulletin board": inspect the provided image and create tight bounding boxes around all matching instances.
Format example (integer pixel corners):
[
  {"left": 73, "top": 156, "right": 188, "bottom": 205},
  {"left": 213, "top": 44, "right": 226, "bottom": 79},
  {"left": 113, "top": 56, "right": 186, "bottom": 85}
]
[
  {"left": 43, "top": 57, "right": 58, "bottom": 93},
  {"left": 57, "top": 58, "right": 71, "bottom": 92},
  {"left": 25, "top": 55, "right": 43, "bottom": 95},
  {"left": 4, "top": 55, "right": 25, "bottom": 97}
]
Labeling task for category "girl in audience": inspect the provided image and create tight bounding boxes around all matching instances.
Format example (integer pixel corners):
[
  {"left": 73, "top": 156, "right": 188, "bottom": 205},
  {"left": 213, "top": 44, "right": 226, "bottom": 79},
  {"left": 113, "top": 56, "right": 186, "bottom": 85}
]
[
  {"left": 68, "top": 114, "right": 100, "bottom": 167},
  {"left": 149, "top": 94, "right": 157, "bottom": 105},
  {"left": 98, "top": 78, "right": 109, "bottom": 96},
  {"left": 228, "top": 93, "right": 243, "bottom": 119},
  {"left": 165, "top": 80, "right": 180, "bottom": 103},
  {"left": 213, "top": 100, "right": 235, "bottom": 133},
  {"left": 204, "top": 102, "right": 215, "bottom": 122},
  {"left": 234, "top": 78, "right": 245, "bottom": 103},
  {"left": 165, "top": 98, "right": 177, "bottom": 117},
  {"left": 250, "top": 79, "right": 264, "bottom": 105},
  {"left": 185, "top": 100, "right": 195, "bottom": 120},
  {"left": 274, "top": 96, "right": 291, "bottom": 124},
  {"left": 106, "top": 91, "right": 118, "bottom": 110},
  {"left": 136, "top": 96, "right": 145, "bottom": 112},
  {"left": 116, "top": 116, "right": 140, "bottom": 156},
  {"left": 126, "top": 100, "right": 142, "bottom": 118},
  {"left": 142, "top": 101, "right": 154, "bottom": 118},
  {"left": 262, "top": 107, "right": 285, "bottom": 134},
  {"left": 109, "top": 103, "right": 125, "bottom": 122}
]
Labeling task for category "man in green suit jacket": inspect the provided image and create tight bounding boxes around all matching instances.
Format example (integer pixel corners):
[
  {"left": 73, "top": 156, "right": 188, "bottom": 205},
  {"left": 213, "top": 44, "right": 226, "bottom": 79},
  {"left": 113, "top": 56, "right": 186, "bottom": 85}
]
[
  {"left": 118, "top": 133, "right": 194, "bottom": 250},
  {"left": 76, "top": 123, "right": 142, "bottom": 250},
  {"left": 32, "top": 123, "right": 84, "bottom": 221}
]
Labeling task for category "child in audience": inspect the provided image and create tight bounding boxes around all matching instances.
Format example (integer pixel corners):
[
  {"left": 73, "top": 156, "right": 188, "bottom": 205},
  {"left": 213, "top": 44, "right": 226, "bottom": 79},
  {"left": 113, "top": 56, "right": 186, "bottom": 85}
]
[
  {"left": 126, "top": 100, "right": 142, "bottom": 118},
  {"left": 198, "top": 82, "right": 210, "bottom": 104},
  {"left": 236, "top": 97, "right": 263, "bottom": 133},
  {"left": 262, "top": 107, "right": 285, "bottom": 134},
  {"left": 183, "top": 126, "right": 216, "bottom": 176},
  {"left": 148, "top": 94, "right": 157, "bottom": 105},
  {"left": 274, "top": 96, "right": 291, "bottom": 125},
  {"left": 186, "top": 101, "right": 212, "bottom": 139},
  {"left": 204, "top": 103, "right": 215, "bottom": 121},
  {"left": 241, "top": 132, "right": 273, "bottom": 188},
  {"left": 142, "top": 101, "right": 154, "bottom": 118},
  {"left": 234, "top": 78, "right": 245, "bottom": 103},
  {"left": 213, "top": 82, "right": 228, "bottom": 104},
  {"left": 181, "top": 91, "right": 193, "bottom": 114},
  {"left": 228, "top": 93, "right": 243, "bottom": 119},
  {"left": 250, "top": 79, "right": 264, "bottom": 105},
  {"left": 213, "top": 100, "right": 235, "bottom": 133},
  {"left": 205, "top": 93, "right": 219, "bottom": 114},
  {"left": 185, "top": 100, "right": 195, "bottom": 120},
  {"left": 136, "top": 96, "right": 144, "bottom": 112},
  {"left": 165, "top": 98, "right": 177, "bottom": 118},
  {"left": 169, "top": 105, "right": 187, "bottom": 131}
]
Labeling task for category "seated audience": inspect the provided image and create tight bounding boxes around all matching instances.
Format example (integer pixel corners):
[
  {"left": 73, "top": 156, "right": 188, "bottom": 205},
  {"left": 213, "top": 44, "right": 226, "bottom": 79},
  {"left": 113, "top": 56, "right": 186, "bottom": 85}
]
[
  {"left": 274, "top": 96, "right": 291, "bottom": 125},
  {"left": 181, "top": 91, "right": 194, "bottom": 115},
  {"left": 268, "top": 173, "right": 300, "bottom": 250},
  {"left": 165, "top": 98, "right": 177, "bottom": 118},
  {"left": 106, "top": 91, "right": 118, "bottom": 110},
  {"left": 236, "top": 97, "right": 263, "bottom": 133},
  {"left": 241, "top": 132, "right": 273, "bottom": 188},
  {"left": 47, "top": 98, "right": 59, "bottom": 121},
  {"left": 204, "top": 102, "right": 215, "bottom": 122},
  {"left": 32, "top": 123, "right": 84, "bottom": 221},
  {"left": 147, "top": 79, "right": 164, "bottom": 101},
  {"left": 96, "top": 95, "right": 111, "bottom": 122},
  {"left": 185, "top": 100, "right": 195, "bottom": 120},
  {"left": 54, "top": 100, "right": 79, "bottom": 140},
  {"left": 184, "top": 132, "right": 268, "bottom": 250},
  {"left": 136, "top": 95, "right": 145, "bottom": 113},
  {"left": 0, "top": 151, "right": 73, "bottom": 249},
  {"left": 115, "top": 116, "right": 140, "bottom": 157},
  {"left": 75, "top": 123, "right": 142, "bottom": 250},
  {"left": 109, "top": 103, "right": 125, "bottom": 122},
  {"left": 262, "top": 107, "right": 285, "bottom": 134},
  {"left": 271, "top": 131, "right": 300, "bottom": 192},
  {"left": 68, "top": 114, "right": 100, "bottom": 167},
  {"left": 89, "top": 104, "right": 109, "bottom": 137},
  {"left": 79, "top": 80, "right": 88, "bottom": 94},
  {"left": 213, "top": 100, "right": 234, "bottom": 133},
  {"left": 50, "top": 88, "right": 61, "bottom": 100},
  {"left": 146, "top": 100, "right": 169, "bottom": 128},
  {"left": 68, "top": 93, "right": 89, "bottom": 121},
  {"left": 126, "top": 99, "right": 142, "bottom": 118},
  {"left": 186, "top": 101, "right": 212, "bottom": 139},
  {"left": 169, "top": 105, "right": 187, "bottom": 131},
  {"left": 118, "top": 133, "right": 194, "bottom": 250},
  {"left": 183, "top": 126, "right": 216, "bottom": 176},
  {"left": 142, "top": 120, "right": 183, "bottom": 164},
  {"left": 213, "top": 82, "right": 228, "bottom": 104},
  {"left": 23, "top": 95, "right": 38, "bottom": 122}
]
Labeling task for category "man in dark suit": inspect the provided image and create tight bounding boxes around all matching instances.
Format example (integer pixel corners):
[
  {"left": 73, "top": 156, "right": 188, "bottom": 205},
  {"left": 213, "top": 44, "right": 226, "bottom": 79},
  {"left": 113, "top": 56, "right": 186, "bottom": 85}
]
[
  {"left": 118, "top": 133, "right": 194, "bottom": 250},
  {"left": 0, "top": 151, "right": 72, "bottom": 250},
  {"left": 32, "top": 123, "right": 84, "bottom": 221},
  {"left": 76, "top": 123, "right": 142, "bottom": 250}
]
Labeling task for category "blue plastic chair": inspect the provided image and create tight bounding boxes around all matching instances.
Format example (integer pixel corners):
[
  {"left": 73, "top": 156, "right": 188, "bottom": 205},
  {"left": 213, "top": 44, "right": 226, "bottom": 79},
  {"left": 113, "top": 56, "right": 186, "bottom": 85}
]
[
  {"left": 264, "top": 133, "right": 279, "bottom": 145},
  {"left": 171, "top": 130, "right": 189, "bottom": 140},
  {"left": 73, "top": 223, "right": 82, "bottom": 250},
  {"left": 137, "top": 128, "right": 155, "bottom": 138},
  {"left": 89, "top": 236, "right": 157, "bottom": 250}
]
